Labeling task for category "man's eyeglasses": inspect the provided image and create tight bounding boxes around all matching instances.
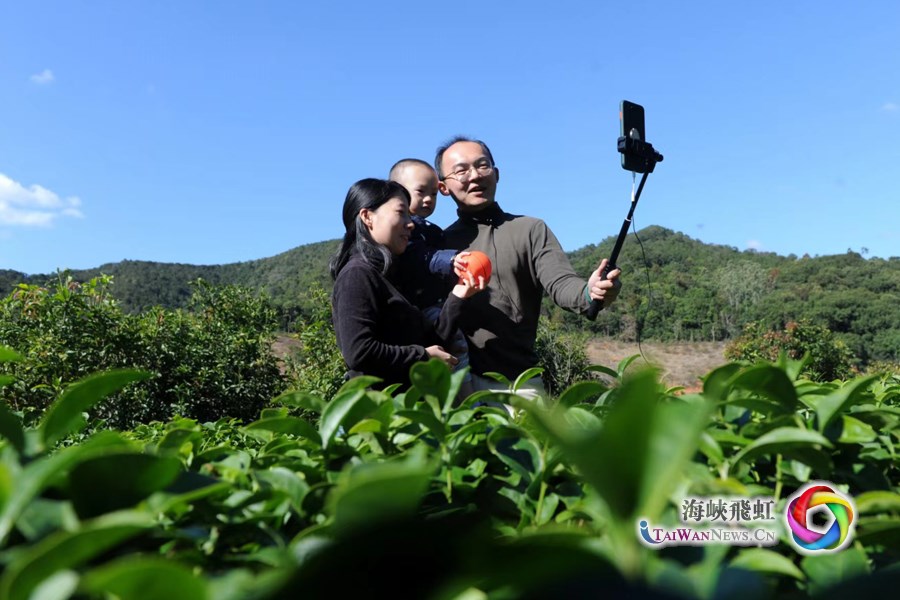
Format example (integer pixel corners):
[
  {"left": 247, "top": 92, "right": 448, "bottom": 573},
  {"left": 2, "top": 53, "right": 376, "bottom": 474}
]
[{"left": 442, "top": 160, "right": 494, "bottom": 184}]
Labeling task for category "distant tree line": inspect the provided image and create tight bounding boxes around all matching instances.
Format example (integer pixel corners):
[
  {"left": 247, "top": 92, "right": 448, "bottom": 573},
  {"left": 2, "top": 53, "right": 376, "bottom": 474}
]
[{"left": 4, "top": 227, "right": 898, "bottom": 366}]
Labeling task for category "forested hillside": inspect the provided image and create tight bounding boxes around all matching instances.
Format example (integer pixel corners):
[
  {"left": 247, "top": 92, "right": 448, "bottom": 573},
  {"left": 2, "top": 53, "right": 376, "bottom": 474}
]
[
  {"left": 2, "top": 240, "right": 338, "bottom": 317},
  {"left": 4, "top": 227, "right": 899, "bottom": 362},
  {"left": 567, "top": 226, "right": 900, "bottom": 362}
]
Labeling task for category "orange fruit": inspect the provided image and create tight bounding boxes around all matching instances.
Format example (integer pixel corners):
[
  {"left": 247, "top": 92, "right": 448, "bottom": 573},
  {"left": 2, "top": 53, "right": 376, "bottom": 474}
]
[{"left": 459, "top": 250, "right": 492, "bottom": 285}]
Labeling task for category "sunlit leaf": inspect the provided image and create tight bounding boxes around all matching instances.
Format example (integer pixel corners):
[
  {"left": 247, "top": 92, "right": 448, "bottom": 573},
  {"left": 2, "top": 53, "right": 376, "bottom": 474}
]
[
  {"left": 245, "top": 416, "right": 321, "bottom": 445},
  {"left": 410, "top": 359, "right": 452, "bottom": 410},
  {"left": 0, "top": 511, "right": 154, "bottom": 600},
  {"left": 557, "top": 381, "right": 607, "bottom": 407},
  {"left": 616, "top": 354, "right": 642, "bottom": 378},
  {"left": 587, "top": 364, "right": 618, "bottom": 379},
  {"left": 328, "top": 452, "right": 432, "bottom": 533},
  {"left": 80, "top": 557, "right": 207, "bottom": 600},
  {"left": 836, "top": 415, "right": 877, "bottom": 444},
  {"left": 730, "top": 548, "right": 804, "bottom": 580},
  {"left": 521, "top": 369, "right": 711, "bottom": 522},
  {"left": 512, "top": 368, "right": 544, "bottom": 393},
  {"left": 728, "top": 364, "right": 799, "bottom": 413},
  {"left": 731, "top": 428, "right": 832, "bottom": 467},
  {"left": 337, "top": 376, "right": 382, "bottom": 395},
  {"left": 801, "top": 547, "right": 870, "bottom": 596},
  {"left": 319, "top": 390, "right": 376, "bottom": 450},
  {"left": 702, "top": 363, "right": 742, "bottom": 401},
  {"left": 272, "top": 389, "right": 326, "bottom": 414},
  {"left": 0, "top": 347, "right": 23, "bottom": 363},
  {"left": 855, "top": 491, "right": 900, "bottom": 514},
  {"left": 809, "top": 375, "right": 877, "bottom": 432},
  {"left": 41, "top": 370, "right": 152, "bottom": 448},
  {"left": 0, "top": 432, "right": 130, "bottom": 545}
]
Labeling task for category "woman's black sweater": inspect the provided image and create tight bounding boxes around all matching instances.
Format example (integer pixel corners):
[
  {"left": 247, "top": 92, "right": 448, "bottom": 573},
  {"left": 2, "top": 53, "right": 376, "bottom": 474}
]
[{"left": 332, "top": 254, "right": 464, "bottom": 386}]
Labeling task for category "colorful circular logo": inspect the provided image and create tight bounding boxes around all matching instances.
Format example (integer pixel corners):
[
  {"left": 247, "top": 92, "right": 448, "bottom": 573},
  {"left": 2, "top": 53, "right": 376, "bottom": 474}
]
[{"left": 785, "top": 482, "right": 855, "bottom": 554}]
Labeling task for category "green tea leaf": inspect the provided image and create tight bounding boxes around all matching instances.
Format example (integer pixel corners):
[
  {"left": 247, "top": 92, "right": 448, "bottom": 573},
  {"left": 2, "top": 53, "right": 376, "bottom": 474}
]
[
  {"left": 730, "top": 548, "right": 804, "bottom": 580},
  {"left": 336, "top": 375, "right": 382, "bottom": 395},
  {"left": 245, "top": 416, "right": 321, "bottom": 444},
  {"left": 0, "top": 432, "right": 130, "bottom": 545},
  {"left": 557, "top": 381, "right": 607, "bottom": 407},
  {"left": 775, "top": 350, "right": 810, "bottom": 381},
  {"left": 30, "top": 570, "right": 78, "bottom": 600},
  {"left": 512, "top": 367, "right": 544, "bottom": 392},
  {"left": 328, "top": 453, "right": 432, "bottom": 533},
  {"left": 347, "top": 418, "right": 383, "bottom": 434},
  {"left": 481, "top": 371, "right": 510, "bottom": 385},
  {"left": 801, "top": 547, "right": 870, "bottom": 595},
  {"left": 80, "top": 557, "right": 207, "bottom": 600},
  {"left": 728, "top": 364, "right": 799, "bottom": 413},
  {"left": 854, "top": 517, "right": 900, "bottom": 548},
  {"left": 67, "top": 453, "right": 182, "bottom": 518},
  {"left": 272, "top": 389, "right": 326, "bottom": 414},
  {"left": 616, "top": 354, "right": 642, "bottom": 378},
  {"left": 698, "top": 431, "right": 724, "bottom": 465},
  {"left": 0, "top": 511, "right": 154, "bottom": 600},
  {"left": 587, "top": 364, "right": 618, "bottom": 379},
  {"left": 0, "top": 347, "right": 23, "bottom": 363},
  {"left": 395, "top": 409, "right": 446, "bottom": 443},
  {"left": 146, "top": 471, "right": 230, "bottom": 514},
  {"left": 487, "top": 427, "right": 543, "bottom": 483},
  {"left": 855, "top": 491, "right": 900, "bottom": 514},
  {"left": 731, "top": 428, "right": 832, "bottom": 467},
  {"left": 522, "top": 369, "right": 711, "bottom": 522},
  {"left": 702, "top": 363, "right": 743, "bottom": 401},
  {"left": 156, "top": 428, "right": 202, "bottom": 456},
  {"left": 0, "top": 401, "right": 25, "bottom": 455},
  {"left": 255, "top": 467, "right": 310, "bottom": 512},
  {"left": 810, "top": 375, "right": 877, "bottom": 432},
  {"left": 410, "top": 358, "right": 452, "bottom": 408},
  {"left": 41, "top": 370, "right": 152, "bottom": 448},
  {"left": 319, "top": 390, "right": 376, "bottom": 450},
  {"left": 836, "top": 415, "right": 877, "bottom": 444}
]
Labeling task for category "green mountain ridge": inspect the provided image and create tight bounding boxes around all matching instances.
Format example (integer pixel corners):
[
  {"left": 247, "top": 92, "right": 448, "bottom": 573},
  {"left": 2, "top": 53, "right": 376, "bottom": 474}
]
[{"left": 4, "top": 226, "right": 899, "bottom": 363}]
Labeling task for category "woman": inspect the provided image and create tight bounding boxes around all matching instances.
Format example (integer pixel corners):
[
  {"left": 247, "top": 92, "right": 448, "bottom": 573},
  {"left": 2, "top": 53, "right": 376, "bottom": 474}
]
[{"left": 330, "top": 178, "right": 484, "bottom": 386}]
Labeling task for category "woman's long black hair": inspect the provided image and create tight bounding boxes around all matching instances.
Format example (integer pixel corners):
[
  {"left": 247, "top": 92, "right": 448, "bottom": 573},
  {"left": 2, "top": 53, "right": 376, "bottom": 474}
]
[{"left": 329, "top": 178, "right": 411, "bottom": 280}]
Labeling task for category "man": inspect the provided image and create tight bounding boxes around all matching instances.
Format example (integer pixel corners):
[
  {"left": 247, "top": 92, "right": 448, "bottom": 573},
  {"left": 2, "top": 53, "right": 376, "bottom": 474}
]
[{"left": 436, "top": 136, "right": 621, "bottom": 397}]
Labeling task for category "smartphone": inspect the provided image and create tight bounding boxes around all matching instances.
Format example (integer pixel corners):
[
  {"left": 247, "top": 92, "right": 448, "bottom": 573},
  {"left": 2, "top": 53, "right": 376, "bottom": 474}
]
[{"left": 620, "top": 100, "right": 646, "bottom": 172}]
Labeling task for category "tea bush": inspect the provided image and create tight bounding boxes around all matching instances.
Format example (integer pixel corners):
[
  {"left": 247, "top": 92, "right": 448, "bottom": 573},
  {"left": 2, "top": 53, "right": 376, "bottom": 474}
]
[
  {"left": 534, "top": 316, "right": 595, "bottom": 395},
  {"left": 725, "top": 319, "right": 855, "bottom": 381},
  {"left": 284, "top": 284, "right": 346, "bottom": 401},
  {"left": 1, "top": 349, "right": 899, "bottom": 598},
  {"left": 0, "top": 276, "right": 286, "bottom": 427}
]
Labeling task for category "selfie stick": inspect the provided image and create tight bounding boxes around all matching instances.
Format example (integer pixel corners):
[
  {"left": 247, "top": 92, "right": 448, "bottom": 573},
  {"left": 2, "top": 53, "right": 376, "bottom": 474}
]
[{"left": 585, "top": 132, "right": 663, "bottom": 321}]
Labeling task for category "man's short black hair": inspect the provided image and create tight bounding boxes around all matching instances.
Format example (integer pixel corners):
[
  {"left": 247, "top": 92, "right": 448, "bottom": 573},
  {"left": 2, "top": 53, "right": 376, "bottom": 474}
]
[{"left": 434, "top": 136, "right": 495, "bottom": 179}]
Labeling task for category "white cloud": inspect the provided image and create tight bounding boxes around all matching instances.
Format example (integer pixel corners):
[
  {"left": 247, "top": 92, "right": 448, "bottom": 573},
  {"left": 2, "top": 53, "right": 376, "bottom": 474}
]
[
  {"left": 746, "top": 239, "right": 763, "bottom": 251},
  {"left": 29, "top": 69, "right": 55, "bottom": 85},
  {"left": 0, "top": 173, "right": 84, "bottom": 227},
  {"left": 882, "top": 102, "right": 899, "bottom": 112}
]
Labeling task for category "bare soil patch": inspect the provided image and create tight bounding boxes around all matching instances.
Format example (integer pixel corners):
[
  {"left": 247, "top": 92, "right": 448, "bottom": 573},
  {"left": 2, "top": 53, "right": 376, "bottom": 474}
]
[
  {"left": 586, "top": 340, "right": 727, "bottom": 390},
  {"left": 273, "top": 332, "right": 726, "bottom": 390}
]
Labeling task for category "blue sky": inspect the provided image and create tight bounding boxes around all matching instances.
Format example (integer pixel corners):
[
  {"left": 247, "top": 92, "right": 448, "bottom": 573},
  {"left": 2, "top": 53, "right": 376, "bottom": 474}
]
[{"left": 2, "top": 1, "right": 898, "bottom": 275}]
